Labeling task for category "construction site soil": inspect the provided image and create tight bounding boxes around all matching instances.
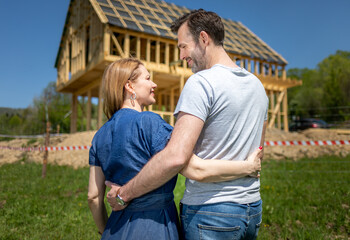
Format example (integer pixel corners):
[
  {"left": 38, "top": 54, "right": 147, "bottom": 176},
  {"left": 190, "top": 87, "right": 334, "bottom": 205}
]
[{"left": 1, "top": 128, "right": 349, "bottom": 169}]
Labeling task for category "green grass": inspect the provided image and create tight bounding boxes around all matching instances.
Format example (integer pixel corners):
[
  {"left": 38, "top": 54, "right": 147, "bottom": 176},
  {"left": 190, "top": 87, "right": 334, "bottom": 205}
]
[
  {"left": 174, "top": 156, "right": 350, "bottom": 239},
  {"left": 0, "top": 155, "right": 349, "bottom": 239},
  {"left": 0, "top": 162, "right": 99, "bottom": 240}
]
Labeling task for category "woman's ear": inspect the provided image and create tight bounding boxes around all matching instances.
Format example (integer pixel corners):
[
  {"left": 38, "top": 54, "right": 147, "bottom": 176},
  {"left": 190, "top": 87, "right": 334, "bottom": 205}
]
[{"left": 124, "top": 82, "right": 134, "bottom": 93}]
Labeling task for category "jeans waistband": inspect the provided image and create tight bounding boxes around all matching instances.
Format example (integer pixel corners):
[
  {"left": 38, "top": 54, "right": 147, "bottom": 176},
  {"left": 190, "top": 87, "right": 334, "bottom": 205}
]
[{"left": 126, "top": 192, "right": 174, "bottom": 211}]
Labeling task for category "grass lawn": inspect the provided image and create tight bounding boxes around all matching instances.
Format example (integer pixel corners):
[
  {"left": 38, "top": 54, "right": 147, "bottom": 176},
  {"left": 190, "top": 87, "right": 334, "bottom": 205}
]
[{"left": 0, "top": 155, "right": 349, "bottom": 239}]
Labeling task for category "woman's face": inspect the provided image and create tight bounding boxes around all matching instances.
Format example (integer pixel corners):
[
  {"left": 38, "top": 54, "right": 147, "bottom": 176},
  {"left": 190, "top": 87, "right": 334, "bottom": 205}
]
[{"left": 133, "top": 65, "right": 157, "bottom": 107}]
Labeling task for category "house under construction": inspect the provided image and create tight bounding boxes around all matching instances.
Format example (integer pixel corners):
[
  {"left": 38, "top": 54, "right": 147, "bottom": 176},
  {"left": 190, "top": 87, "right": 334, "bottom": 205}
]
[{"left": 55, "top": 0, "right": 302, "bottom": 132}]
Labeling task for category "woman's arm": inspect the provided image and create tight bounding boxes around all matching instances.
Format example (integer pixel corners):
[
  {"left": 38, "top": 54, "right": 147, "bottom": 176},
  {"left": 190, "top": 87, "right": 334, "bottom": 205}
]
[
  {"left": 180, "top": 148, "right": 262, "bottom": 182},
  {"left": 88, "top": 166, "right": 108, "bottom": 234}
]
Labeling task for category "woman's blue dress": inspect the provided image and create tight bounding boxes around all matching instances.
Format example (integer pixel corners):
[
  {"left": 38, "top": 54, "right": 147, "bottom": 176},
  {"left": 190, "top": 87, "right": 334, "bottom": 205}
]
[{"left": 89, "top": 108, "right": 179, "bottom": 239}]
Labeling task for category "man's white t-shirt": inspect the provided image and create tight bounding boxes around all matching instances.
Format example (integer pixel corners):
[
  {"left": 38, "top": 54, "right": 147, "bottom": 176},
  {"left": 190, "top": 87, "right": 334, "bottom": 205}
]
[{"left": 174, "top": 64, "right": 268, "bottom": 205}]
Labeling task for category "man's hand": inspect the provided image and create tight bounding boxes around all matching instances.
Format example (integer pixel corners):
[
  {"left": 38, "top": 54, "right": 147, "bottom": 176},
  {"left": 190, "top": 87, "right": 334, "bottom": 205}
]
[{"left": 105, "top": 181, "right": 128, "bottom": 211}]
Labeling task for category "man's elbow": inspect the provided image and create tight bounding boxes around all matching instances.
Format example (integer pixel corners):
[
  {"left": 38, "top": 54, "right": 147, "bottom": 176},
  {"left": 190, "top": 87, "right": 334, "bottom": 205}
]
[{"left": 166, "top": 148, "right": 189, "bottom": 169}]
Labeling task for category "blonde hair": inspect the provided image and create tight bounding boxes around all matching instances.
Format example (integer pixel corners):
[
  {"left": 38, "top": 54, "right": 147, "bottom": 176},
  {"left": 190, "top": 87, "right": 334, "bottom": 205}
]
[{"left": 102, "top": 58, "right": 143, "bottom": 119}]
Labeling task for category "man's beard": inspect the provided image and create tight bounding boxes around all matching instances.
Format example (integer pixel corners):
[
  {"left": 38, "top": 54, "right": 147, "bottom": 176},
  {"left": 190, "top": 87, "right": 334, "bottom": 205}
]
[{"left": 191, "top": 44, "right": 206, "bottom": 73}]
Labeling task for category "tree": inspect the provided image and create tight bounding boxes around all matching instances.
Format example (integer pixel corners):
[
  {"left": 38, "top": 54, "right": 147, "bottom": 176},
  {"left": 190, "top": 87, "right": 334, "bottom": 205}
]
[
  {"left": 318, "top": 50, "right": 350, "bottom": 121},
  {"left": 32, "top": 82, "right": 72, "bottom": 133},
  {"left": 287, "top": 68, "right": 323, "bottom": 117},
  {"left": 287, "top": 50, "right": 350, "bottom": 125}
]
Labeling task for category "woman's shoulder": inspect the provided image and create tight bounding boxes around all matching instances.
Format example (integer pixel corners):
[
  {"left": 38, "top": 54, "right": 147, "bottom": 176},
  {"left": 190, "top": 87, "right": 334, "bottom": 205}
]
[{"left": 140, "top": 111, "right": 163, "bottom": 120}]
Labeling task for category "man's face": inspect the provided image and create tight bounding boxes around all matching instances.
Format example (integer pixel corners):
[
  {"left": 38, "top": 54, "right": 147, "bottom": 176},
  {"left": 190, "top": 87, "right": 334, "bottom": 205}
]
[{"left": 177, "top": 23, "right": 207, "bottom": 73}]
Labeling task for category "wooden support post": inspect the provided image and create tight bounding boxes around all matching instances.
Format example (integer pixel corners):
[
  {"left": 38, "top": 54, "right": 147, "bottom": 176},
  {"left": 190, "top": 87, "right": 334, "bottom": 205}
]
[
  {"left": 275, "top": 65, "right": 279, "bottom": 79},
  {"left": 165, "top": 43, "right": 169, "bottom": 66},
  {"left": 149, "top": 71, "right": 153, "bottom": 111},
  {"left": 260, "top": 62, "right": 264, "bottom": 76},
  {"left": 146, "top": 39, "right": 151, "bottom": 62},
  {"left": 180, "top": 75, "right": 185, "bottom": 91},
  {"left": 240, "top": 59, "right": 244, "bottom": 68},
  {"left": 282, "top": 66, "right": 286, "bottom": 80},
  {"left": 269, "top": 91, "right": 275, "bottom": 127},
  {"left": 283, "top": 90, "right": 289, "bottom": 132},
  {"left": 170, "top": 88, "right": 174, "bottom": 126},
  {"left": 98, "top": 83, "right": 103, "bottom": 129},
  {"left": 248, "top": 60, "right": 251, "bottom": 72},
  {"left": 254, "top": 60, "right": 258, "bottom": 75},
  {"left": 42, "top": 121, "right": 50, "bottom": 178},
  {"left": 124, "top": 34, "right": 130, "bottom": 57},
  {"left": 103, "top": 27, "right": 110, "bottom": 57},
  {"left": 268, "top": 63, "right": 272, "bottom": 76},
  {"left": 158, "top": 93, "right": 162, "bottom": 111},
  {"left": 277, "top": 103, "right": 281, "bottom": 130},
  {"left": 70, "top": 94, "right": 77, "bottom": 133},
  {"left": 174, "top": 47, "right": 179, "bottom": 72},
  {"left": 136, "top": 37, "right": 141, "bottom": 59},
  {"left": 87, "top": 90, "right": 92, "bottom": 131},
  {"left": 156, "top": 41, "right": 160, "bottom": 64}
]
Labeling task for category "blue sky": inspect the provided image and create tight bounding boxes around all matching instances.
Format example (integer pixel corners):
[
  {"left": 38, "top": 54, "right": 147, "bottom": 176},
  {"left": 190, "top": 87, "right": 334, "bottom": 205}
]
[{"left": 0, "top": 0, "right": 349, "bottom": 108}]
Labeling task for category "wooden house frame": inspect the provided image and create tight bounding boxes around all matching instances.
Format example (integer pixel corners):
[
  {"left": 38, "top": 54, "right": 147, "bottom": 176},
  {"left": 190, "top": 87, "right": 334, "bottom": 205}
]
[{"left": 55, "top": 0, "right": 302, "bottom": 133}]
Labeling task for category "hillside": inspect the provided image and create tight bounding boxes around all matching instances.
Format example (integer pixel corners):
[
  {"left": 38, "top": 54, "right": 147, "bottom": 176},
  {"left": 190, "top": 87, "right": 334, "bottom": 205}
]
[{"left": 0, "top": 107, "right": 25, "bottom": 116}]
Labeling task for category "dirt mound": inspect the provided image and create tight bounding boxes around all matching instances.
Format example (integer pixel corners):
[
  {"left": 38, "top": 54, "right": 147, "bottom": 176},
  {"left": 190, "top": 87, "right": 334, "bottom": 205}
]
[
  {"left": 265, "top": 128, "right": 350, "bottom": 160},
  {"left": 0, "top": 131, "right": 96, "bottom": 169},
  {"left": 1, "top": 129, "right": 349, "bottom": 168}
]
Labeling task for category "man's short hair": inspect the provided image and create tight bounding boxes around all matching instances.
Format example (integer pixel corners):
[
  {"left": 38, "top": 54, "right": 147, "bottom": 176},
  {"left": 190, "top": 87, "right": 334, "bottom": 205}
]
[{"left": 170, "top": 9, "right": 225, "bottom": 46}]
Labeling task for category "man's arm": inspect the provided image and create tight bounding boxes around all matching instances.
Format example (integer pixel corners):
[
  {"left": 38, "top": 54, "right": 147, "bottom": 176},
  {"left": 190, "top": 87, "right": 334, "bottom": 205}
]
[{"left": 117, "top": 112, "right": 204, "bottom": 203}]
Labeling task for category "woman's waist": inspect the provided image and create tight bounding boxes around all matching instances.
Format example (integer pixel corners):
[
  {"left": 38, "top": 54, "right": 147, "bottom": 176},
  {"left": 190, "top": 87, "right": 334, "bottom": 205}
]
[{"left": 125, "top": 192, "right": 174, "bottom": 211}]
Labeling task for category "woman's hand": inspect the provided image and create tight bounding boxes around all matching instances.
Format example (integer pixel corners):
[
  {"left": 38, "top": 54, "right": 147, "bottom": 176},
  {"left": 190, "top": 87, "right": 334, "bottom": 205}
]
[{"left": 247, "top": 147, "right": 263, "bottom": 178}]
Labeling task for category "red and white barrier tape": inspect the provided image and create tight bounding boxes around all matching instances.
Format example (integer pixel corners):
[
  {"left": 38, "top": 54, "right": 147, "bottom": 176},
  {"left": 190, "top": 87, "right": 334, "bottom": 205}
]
[
  {"left": 46, "top": 146, "right": 90, "bottom": 151},
  {"left": 265, "top": 140, "right": 350, "bottom": 146},
  {"left": 1, "top": 140, "right": 349, "bottom": 152},
  {"left": 0, "top": 145, "right": 90, "bottom": 152}
]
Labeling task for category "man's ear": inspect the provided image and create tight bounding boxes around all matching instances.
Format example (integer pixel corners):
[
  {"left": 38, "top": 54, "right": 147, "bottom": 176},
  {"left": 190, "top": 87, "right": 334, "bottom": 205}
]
[{"left": 199, "top": 31, "right": 210, "bottom": 46}]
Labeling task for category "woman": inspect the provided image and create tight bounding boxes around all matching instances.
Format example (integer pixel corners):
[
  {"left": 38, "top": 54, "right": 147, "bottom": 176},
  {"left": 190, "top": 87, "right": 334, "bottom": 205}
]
[{"left": 88, "top": 58, "right": 262, "bottom": 239}]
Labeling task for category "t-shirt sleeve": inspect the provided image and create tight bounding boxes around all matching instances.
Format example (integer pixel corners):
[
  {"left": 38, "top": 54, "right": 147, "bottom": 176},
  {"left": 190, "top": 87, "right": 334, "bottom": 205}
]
[
  {"left": 174, "top": 74, "right": 212, "bottom": 121},
  {"left": 89, "top": 138, "right": 101, "bottom": 167},
  {"left": 141, "top": 113, "right": 173, "bottom": 156}
]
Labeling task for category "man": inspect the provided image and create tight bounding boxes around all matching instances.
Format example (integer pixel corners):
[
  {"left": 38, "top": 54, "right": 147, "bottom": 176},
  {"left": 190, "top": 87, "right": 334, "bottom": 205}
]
[{"left": 107, "top": 9, "right": 268, "bottom": 239}]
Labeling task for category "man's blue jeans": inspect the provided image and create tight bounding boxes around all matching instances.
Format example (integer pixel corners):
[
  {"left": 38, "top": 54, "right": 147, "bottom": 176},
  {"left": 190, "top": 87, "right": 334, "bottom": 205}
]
[{"left": 180, "top": 200, "right": 262, "bottom": 240}]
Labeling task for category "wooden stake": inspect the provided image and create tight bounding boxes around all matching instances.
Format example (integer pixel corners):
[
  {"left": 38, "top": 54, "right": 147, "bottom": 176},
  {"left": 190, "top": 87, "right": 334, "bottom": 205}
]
[{"left": 42, "top": 121, "right": 50, "bottom": 178}]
